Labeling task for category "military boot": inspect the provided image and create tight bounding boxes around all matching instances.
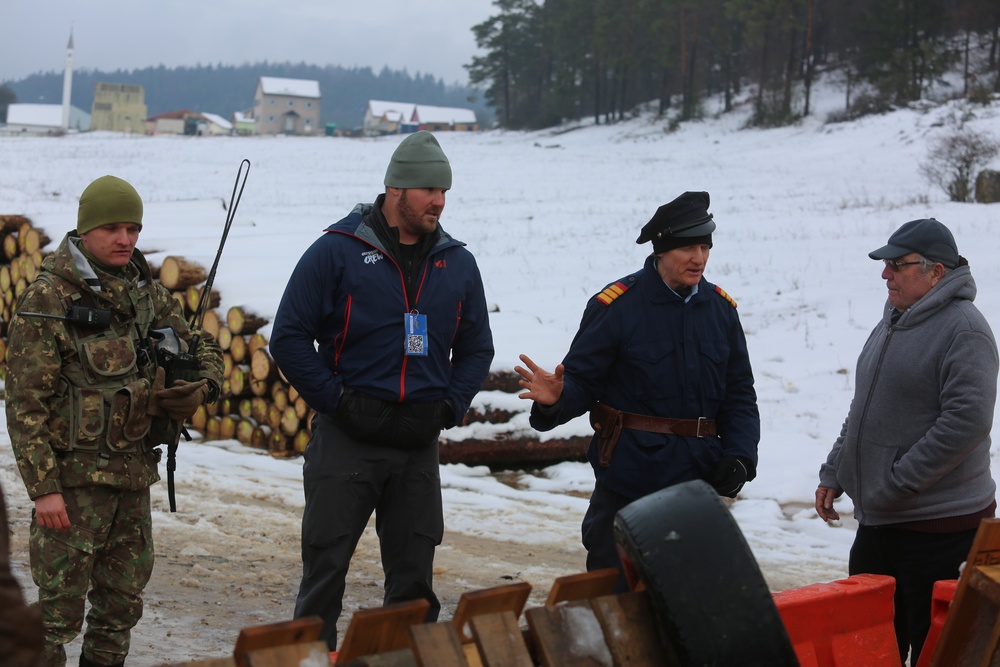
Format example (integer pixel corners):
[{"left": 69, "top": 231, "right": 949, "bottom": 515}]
[{"left": 80, "top": 653, "right": 124, "bottom": 667}]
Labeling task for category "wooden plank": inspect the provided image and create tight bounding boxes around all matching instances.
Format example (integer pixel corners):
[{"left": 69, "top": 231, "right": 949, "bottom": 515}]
[
  {"left": 469, "top": 611, "right": 533, "bottom": 667},
  {"left": 930, "top": 518, "right": 1000, "bottom": 666},
  {"left": 463, "top": 643, "right": 484, "bottom": 667},
  {"left": 409, "top": 622, "right": 470, "bottom": 666},
  {"left": 591, "top": 591, "right": 679, "bottom": 666},
  {"left": 337, "top": 599, "right": 431, "bottom": 664},
  {"left": 525, "top": 600, "right": 613, "bottom": 666},
  {"left": 246, "top": 641, "right": 330, "bottom": 667},
  {"left": 967, "top": 564, "right": 1000, "bottom": 605},
  {"left": 452, "top": 581, "right": 532, "bottom": 642},
  {"left": 232, "top": 617, "right": 323, "bottom": 667},
  {"left": 545, "top": 568, "right": 619, "bottom": 607}
]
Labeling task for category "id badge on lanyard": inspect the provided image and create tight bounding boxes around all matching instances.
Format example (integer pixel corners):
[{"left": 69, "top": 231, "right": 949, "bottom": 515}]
[{"left": 404, "top": 312, "right": 428, "bottom": 356}]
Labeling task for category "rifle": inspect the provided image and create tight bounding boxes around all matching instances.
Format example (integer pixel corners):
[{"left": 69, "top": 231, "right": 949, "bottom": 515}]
[{"left": 152, "top": 158, "right": 251, "bottom": 512}]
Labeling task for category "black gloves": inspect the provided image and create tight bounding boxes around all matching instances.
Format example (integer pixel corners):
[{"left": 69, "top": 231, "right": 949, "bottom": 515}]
[
  {"left": 709, "top": 456, "right": 755, "bottom": 498},
  {"left": 437, "top": 399, "right": 456, "bottom": 429}
]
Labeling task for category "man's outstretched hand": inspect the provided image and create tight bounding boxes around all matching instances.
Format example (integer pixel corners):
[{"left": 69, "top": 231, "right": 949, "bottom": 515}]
[{"left": 514, "top": 354, "right": 565, "bottom": 406}]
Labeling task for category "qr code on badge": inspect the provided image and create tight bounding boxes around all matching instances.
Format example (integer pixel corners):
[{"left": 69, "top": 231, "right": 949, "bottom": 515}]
[{"left": 407, "top": 334, "right": 425, "bottom": 354}]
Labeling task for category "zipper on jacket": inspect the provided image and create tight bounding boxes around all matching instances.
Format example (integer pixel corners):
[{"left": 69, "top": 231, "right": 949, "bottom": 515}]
[
  {"left": 854, "top": 322, "right": 894, "bottom": 520},
  {"left": 399, "top": 249, "right": 442, "bottom": 402},
  {"left": 451, "top": 301, "right": 463, "bottom": 346},
  {"left": 334, "top": 294, "right": 352, "bottom": 365},
  {"left": 349, "top": 233, "right": 448, "bottom": 402}
]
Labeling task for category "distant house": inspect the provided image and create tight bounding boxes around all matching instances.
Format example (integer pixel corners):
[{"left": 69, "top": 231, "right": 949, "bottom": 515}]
[
  {"left": 91, "top": 82, "right": 147, "bottom": 133},
  {"left": 253, "top": 77, "right": 320, "bottom": 136},
  {"left": 3, "top": 103, "right": 90, "bottom": 134},
  {"left": 363, "top": 101, "right": 478, "bottom": 135},
  {"left": 146, "top": 110, "right": 232, "bottom": 136},
  {"left": 200, "top": 112, "right": 233, "bottom": 136},
  {"left": 364, "top": 100, "right": 417, "bottom": 136},
  {"left": 146, "top": 109, "right": 194, "bottom": 135},
  {"left": 411, "top": 104, "right": 478, "bottom": 132},
  {"left": 232, "top": 110, "right": 255, "bottom": 136}
]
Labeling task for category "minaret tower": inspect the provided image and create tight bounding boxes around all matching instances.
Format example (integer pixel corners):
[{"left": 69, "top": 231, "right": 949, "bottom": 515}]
[{"left": 61, "top": 29, "right": 74, "bottom": 130}]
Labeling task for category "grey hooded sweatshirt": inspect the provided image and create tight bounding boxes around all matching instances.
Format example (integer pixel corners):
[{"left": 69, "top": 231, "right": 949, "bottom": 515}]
[{"left": 819, "top": 264, "right": 998, "bottom": 526}]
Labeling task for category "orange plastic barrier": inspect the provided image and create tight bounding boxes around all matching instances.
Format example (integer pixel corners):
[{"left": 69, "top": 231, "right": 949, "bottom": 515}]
[
  {"left": 914, "top": 579, "right": 958, "bottom": 667},
  {"left": 772, "top": 573, "right": 901, "bottom": 667}
]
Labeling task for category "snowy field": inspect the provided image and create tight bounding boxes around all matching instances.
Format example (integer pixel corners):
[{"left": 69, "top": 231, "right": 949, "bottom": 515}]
[{"left": 2, "top": 83, "right": 1000, "bottom": 660}]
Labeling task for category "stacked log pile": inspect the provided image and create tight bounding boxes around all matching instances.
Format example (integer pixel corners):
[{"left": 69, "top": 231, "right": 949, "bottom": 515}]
[
  {"left": 0, "top": 221, "right": 587, "bottom": 466},
  {"left": 0, "top": 215, "right": 51, "bottom": 377},
  {"left": 155, "top": 255, "right": 313, "bottom": 458}
]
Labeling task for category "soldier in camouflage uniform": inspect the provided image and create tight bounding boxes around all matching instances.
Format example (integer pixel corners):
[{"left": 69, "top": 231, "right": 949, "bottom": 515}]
[{"left": 5, "top": 175, "right": 225, "bottom": 667}]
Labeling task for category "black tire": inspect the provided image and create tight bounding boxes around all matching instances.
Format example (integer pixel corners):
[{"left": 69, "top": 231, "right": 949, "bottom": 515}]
[{"left": 613, "top": 479, "right": 799, "bottom": 667}]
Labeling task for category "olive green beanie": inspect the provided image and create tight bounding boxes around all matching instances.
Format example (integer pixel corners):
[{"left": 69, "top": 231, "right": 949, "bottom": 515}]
[
  {"left": 77, "top": 175, "right": 144, "bottom": 234},
  {"left": 383, "top": 130, "right": 452, "bottom": 190}
]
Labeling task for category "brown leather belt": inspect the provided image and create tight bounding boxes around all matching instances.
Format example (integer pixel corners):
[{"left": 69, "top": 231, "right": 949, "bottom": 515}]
[
  {"left": 590, "top": 402, "right": 717, "bottom": 468},
  {"left": 617, "top": 411, "right": 717, "bottom": 437}
]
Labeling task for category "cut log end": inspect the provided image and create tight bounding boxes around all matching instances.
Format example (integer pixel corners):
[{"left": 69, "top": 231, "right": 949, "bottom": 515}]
[{"left": 159, "top": 256, "right": 208, "bottom": 291}]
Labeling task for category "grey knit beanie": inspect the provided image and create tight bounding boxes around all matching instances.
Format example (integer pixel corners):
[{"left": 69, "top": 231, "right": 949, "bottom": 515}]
[{"left": 383, "top": 131, "right": 452, "bottom": 189}]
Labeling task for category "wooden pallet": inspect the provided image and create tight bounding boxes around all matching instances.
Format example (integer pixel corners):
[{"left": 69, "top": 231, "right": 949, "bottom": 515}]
[
  {"left": 158, "top": 616, "right": 325, "bottom": 667},
  {"left": 928, "top": 518, "right": 1000, "bottom": 666},
  {"left": 336, "top": 580, "right": 658, "bottom": 666},
  {"left": 159, "top": 570, "right": 645, "bottom": 667},
  {"left": 336, "top": 599, "right": 432, "bottom": 664}
]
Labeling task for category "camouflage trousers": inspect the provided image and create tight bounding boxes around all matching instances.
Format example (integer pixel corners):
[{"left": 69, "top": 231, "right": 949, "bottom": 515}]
[{"left": 30, "top": 485, "right": 154, "bottom": 667}]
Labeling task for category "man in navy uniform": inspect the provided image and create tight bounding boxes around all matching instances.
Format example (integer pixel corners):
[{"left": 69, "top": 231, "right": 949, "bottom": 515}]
[{"left": 516, "top": 191, "right": 760, "bottom": 590}]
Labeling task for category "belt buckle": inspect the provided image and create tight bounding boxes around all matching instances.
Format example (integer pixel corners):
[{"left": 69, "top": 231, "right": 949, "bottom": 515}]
[{"left": 696, "top": 417, "right": 707, "bottom": 438}]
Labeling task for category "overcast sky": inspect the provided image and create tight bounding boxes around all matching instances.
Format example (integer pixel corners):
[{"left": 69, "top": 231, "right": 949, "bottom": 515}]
[{"left": 0, "top": 0, "right": 498, "bottom": 86}]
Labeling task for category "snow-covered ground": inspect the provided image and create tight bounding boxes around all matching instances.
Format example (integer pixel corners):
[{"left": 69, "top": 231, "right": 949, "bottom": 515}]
[{"left": 2, "top": 83, "right": 999, "bottom": 661}]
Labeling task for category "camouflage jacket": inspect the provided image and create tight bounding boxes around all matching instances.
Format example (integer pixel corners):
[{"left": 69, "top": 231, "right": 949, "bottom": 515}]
[{"left": 5, "top": 233, "right": 224, "bottom": 499}]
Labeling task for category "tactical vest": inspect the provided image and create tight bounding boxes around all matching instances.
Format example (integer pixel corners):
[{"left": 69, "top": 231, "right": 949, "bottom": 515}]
[{"left": 36, "top": 268, "right": 160, "bottom": 455}]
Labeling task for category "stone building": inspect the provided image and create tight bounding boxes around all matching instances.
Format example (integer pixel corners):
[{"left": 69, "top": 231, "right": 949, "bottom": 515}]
[{"left": 90, "top": 82, "right": 147, "bottom": 133}]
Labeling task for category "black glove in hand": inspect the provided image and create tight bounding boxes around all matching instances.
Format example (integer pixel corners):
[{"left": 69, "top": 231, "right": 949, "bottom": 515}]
[
  {"left": 438, "top": 399, "right": 455, "bottom": 429},
  {"left": 156, "top": 378, "right": 209, "bottom": 422},
  {"left": 710, "top": 455, "right": 750, "bottom": 498}
]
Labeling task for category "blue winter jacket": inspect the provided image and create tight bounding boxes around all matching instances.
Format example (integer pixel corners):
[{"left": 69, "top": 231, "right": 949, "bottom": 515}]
[
  {"left": 270, "top": 203, "right": 494, "bottom": 427},
  {"left": 531, "top": 255, "right": 760, "bottom": 500}
]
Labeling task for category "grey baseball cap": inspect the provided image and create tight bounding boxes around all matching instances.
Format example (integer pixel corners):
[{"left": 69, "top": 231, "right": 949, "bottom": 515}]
[{"left": 868, "top": 218, "right": 960, "bottom": 269}]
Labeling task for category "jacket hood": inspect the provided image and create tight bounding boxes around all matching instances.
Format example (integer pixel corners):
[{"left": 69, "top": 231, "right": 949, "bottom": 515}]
[
  {"left": 42, "top": 233, "right": 152, "bottom": 312},
  {"left": 42, "top": 234, "right": 104, "bottom": 293},
  {"left": 885, "top": 265, "right": 976, "bottom": 329},
  {"left": 325, "top": 200, "right": 462, "bottom": 255}
]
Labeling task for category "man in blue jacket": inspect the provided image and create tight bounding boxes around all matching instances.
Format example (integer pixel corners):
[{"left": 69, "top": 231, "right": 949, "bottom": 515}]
[
  {"left": 270, "top": 131, "right": 494, "bottom": 648},
  {"left": 516, "top": 191, "right": 760, "bottom": 591}
]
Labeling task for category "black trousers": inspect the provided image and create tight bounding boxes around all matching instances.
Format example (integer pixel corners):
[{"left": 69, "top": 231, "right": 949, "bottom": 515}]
[
  {"left": 293, "top": 413, "right": 443, "bottom": 649},
  {"left": 849, "top": 524, "right": 977, "bottom": 666},
  {"left": 581, "top": 482, "right": 634, "bottom": 594}
]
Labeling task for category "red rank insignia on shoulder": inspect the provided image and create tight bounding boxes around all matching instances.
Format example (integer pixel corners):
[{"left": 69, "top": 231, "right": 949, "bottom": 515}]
[
  {"left": 596, "top": 281, "right": 629, "bottom": 306},
  {"left": 714, "top": 285, "right": 738, "bottom": 308}
]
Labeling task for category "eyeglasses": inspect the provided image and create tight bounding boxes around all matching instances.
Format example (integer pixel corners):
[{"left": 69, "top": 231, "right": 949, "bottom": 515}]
[{"left": 882, "top": 258, "right": 923, "bottom": 272}]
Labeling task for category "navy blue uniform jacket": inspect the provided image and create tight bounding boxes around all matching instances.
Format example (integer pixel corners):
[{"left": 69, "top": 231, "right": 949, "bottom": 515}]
[
  {"left": 531, "top": 255, "right": 759, "bottom": 500},
  {"left": 270, "top": 204, "right": 494, "bottom": 426}
]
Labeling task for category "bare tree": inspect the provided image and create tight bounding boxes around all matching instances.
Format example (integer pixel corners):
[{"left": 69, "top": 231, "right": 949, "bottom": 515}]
[{"left": 920, "top": 127, "right": 1000, "bottom": 202}]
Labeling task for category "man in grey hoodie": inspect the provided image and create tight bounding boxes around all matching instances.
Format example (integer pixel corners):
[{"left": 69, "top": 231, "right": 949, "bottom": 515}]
[{"left": 815, "top": 217, "right": 998, "bottom": 666}]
